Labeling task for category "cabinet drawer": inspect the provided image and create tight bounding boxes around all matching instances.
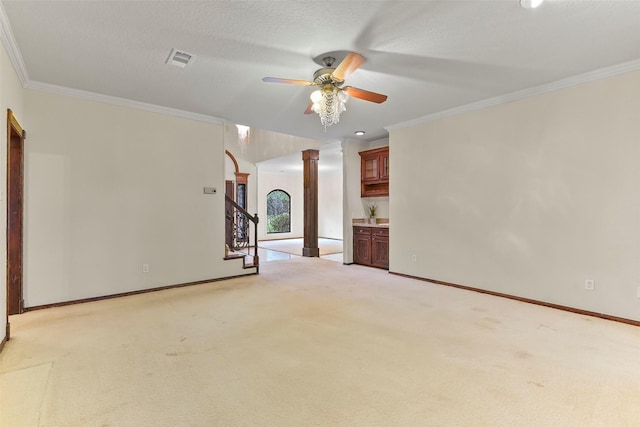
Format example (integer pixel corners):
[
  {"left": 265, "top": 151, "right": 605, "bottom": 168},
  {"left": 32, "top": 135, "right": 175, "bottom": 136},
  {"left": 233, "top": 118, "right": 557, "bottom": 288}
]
[
  {"left": 371, "top": 227, "right": 389, "bottom": 237},
  {"left": 354, "top": 226, "right": 372, "bottom": 235}
]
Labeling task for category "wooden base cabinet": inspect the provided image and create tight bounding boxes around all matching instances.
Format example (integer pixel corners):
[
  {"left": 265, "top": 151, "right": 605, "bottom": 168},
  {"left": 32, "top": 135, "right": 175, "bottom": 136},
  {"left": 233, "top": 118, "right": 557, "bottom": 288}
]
[
  {"left": 371, "top": 231, "right": 389, "bottom": 269},
  {"left": 353, "top": 226, "right": 389, "bottom": 270},
  {"left": 354, "top": 228, "right": 372, "bottom": 265}
]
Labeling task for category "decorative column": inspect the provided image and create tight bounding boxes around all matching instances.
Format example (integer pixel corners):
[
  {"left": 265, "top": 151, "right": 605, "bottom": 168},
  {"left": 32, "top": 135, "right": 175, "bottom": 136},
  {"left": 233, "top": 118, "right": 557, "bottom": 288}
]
[{"left": 302, "top": 149, "right": 319, "bottom": 257}]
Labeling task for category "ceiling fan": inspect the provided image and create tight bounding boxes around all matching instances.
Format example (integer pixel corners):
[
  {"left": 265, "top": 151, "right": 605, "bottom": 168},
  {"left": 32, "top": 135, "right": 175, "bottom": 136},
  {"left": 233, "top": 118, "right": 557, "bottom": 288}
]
[{"left": 262, "top": 52, "right": 388, "bottom": 128}]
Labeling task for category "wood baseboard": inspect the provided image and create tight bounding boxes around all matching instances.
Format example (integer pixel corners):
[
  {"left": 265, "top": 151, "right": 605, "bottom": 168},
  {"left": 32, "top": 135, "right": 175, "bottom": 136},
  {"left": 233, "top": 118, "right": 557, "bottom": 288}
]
[
  {"left": 24, "top": 273, "right": 257, "bottom": 312},
  {"left": 389, "top": 271, "right": 640, "bottom": 327}
]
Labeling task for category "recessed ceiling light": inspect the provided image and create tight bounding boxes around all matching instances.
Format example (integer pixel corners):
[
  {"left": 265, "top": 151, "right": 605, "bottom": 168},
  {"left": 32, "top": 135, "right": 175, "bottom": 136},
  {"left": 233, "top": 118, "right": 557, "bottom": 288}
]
[
  {"left": 354, "top": 131, "right": 365, "bottom": 136},
  {"left": 520, "top": 0, "right": 544, "bottom": 9}
]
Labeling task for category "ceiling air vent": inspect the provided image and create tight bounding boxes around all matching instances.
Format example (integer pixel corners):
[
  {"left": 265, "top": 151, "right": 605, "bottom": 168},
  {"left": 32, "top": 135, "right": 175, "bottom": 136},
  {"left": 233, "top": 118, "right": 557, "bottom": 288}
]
[{"left": 166, "top": 49, "right": 194, "bottom": 68}]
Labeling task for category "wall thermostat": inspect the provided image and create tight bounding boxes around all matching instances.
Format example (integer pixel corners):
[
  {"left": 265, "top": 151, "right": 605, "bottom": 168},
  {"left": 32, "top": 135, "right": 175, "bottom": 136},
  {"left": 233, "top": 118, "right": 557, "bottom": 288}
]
[{"left": 203, "top": 187, "right": 217, "bottom": 194}]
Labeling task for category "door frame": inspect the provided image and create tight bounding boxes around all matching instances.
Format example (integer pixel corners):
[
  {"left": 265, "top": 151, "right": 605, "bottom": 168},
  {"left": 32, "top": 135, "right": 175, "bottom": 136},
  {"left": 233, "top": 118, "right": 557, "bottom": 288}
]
[{"left": 6, "top": 109, "right": 25, "bottom": 339}]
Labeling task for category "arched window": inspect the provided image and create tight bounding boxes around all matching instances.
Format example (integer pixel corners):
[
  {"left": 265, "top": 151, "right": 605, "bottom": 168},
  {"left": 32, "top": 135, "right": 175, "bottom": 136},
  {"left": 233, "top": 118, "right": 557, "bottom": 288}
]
[{"left": 266, "top": 189, "right": 291, "bottom": 233}]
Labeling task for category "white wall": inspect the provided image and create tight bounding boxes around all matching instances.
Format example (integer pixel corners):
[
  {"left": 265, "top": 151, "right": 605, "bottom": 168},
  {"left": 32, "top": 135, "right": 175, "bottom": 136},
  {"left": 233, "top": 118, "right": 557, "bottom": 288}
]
[
  {"left": 0, "top": 40, "right": 25, "bottom": 343},
  {"left": 227, "top": 125, "right": 340, "bottom": 243},
  {"left": 389, "top": 70, "right": 640, "bottom": 322},
  {"left": 257, "top": 153, "right": 343, "bottom": 242},
  {"left": 23, "top": 89, "right": 251, "bottom": 307},
  {"left": 225, "top": 125, "right": 325, "bottom": 166},
  {"left": 318, "top": 168, "right": 343, "bottom": 240},
  {"left": 257, "top": 171, "right": 303, "bottom": 240}
]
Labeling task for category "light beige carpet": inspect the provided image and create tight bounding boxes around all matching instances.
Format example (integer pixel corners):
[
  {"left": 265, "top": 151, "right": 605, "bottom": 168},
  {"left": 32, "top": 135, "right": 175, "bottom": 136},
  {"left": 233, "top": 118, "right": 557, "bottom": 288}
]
[
  {"left": 259, "top": 237, "right": 343, "bottom": 256},
  {"left": 1, "top": 257, "right": 640, "bottom": 426}
]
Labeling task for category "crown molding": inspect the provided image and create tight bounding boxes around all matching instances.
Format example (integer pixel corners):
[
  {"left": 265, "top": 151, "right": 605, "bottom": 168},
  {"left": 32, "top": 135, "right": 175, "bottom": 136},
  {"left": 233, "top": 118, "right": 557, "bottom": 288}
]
[
  {"left": 25, "top": 80, "right": 225, "bottom": 124},
  {"left": 386, "top": 58, "right": 640, "bottom": 133},
  {"left": 0, "top": 1, "right": 29, "bottom": 85}
]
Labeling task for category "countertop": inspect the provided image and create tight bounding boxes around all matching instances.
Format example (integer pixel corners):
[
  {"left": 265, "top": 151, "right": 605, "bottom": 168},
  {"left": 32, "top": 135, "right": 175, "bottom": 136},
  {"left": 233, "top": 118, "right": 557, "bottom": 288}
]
[
  {"left": 353, "top": 223, "right": 389, "bottom": 228},
  {"left": 352, "top": 219, "right": 389, "bottom": 228}
]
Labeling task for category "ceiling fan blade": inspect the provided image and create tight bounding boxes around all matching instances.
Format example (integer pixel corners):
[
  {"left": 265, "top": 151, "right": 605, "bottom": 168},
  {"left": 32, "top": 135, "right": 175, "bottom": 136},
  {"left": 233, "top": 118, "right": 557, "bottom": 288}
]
[
  {"left": 343, "top": 86, "right": 388, "bottom": 104},
  {"left": 262, "top": 77, "right": 314, "bottom": 86},
  {"left": 331, "top": 53, "right": 366, "bottom": 81},
  {"left": 304, "top": 102, "right": 314, "bottom": 115}
]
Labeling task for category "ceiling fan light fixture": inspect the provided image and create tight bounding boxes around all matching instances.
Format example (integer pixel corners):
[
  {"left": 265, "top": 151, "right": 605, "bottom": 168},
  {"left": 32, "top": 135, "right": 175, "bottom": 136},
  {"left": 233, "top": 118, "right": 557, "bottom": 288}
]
[
  {"left": 310, "top": 89, "right": 323, "bottom": 104},
  {"left": 520, "top": 0, "right": 544, "bottom": 9},
  {"left": 310, "top": 87, "right": 349, "bottom": 130},
  {"left": 263, "top": 51, "right": 386, "bottom": 130}
]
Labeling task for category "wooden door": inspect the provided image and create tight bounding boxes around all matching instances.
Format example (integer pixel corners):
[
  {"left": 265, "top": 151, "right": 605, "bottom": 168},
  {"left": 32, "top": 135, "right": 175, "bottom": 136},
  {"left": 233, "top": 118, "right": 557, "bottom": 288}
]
[
  {"left": 353, "top": 227, "right": 371, "bottom": 265},
  {"left": 371, "top": 227, "right": 389, "bottom": 269},
  {"left": 7, "top": 110, "right": 25, "bottom": 319},
  {"left": 361, "top": 154, "right": 378, "bottom": 182},
  {"left": 379, "top": 153, "right": 389, "bottom": 181},
  {"left": 371, "top": 236, "right": 389, "bottom": 269}
]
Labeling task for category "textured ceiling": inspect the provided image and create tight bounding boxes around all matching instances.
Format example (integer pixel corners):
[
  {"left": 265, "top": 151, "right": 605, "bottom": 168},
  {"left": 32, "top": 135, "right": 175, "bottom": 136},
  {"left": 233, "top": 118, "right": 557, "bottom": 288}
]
[{"left": 3, "top": 0, "right": 640, "bottom": 145}]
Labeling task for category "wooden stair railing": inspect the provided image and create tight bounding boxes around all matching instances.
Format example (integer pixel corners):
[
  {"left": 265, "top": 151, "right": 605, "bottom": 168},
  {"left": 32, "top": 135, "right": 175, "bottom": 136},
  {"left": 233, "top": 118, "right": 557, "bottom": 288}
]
[{"left": 225, "top": 195, "right": 259, "bottom": 273}]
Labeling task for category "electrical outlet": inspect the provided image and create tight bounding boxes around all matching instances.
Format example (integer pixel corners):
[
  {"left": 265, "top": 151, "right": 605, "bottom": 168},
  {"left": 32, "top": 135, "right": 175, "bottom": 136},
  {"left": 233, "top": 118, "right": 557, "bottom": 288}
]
[
  {"left": 585, "top": 279, "right": 595, "bottom": 291},
  {"left": 412, "top": 254, "right": 417, "bottom": 262},
  {"left": 637, "top": 286, "right": 640, "bottom": 299},
  {"left": 143, "top": 264, "right": 150, "bottom": 273}
]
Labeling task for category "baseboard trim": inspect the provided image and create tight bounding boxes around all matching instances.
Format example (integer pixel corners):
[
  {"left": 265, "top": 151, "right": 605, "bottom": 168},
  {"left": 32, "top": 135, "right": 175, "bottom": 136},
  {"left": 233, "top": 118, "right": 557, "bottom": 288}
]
[
  {"left": 259, "top": 237, "right": 303, "bottom": 242},
  {"left": 0, "top": 324, "right": 8, "bottom": 353},
  {"left": 24, "top": 272, "right": 258, "bottom": 312},
  {"left": 259, "top": 237, "right": 342, "bottom": 242},
  {"left": 389, "top": 271, "right": 640, "bottom": 327}
]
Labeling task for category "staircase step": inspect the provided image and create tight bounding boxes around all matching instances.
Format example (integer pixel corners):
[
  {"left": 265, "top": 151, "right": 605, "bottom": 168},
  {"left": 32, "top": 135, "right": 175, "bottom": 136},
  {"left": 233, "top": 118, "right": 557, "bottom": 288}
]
[{"left": 224, "top": 252, "right": 258, "bottom": 271}]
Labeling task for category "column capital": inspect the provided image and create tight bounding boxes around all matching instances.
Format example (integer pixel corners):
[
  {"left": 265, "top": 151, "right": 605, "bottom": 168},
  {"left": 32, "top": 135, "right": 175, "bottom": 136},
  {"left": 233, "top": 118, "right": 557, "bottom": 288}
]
[{"left": 302, "top": 149, "right": 319, "bottom": 161}]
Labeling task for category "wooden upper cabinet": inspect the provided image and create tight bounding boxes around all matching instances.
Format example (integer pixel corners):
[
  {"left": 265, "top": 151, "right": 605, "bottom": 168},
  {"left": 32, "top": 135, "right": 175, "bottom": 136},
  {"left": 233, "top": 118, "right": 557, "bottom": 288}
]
[
  {"left": 362, "top": 156, "right": 379, "bottom": 182},
  {"left": 379, "top": 153, "right": 389, "bottom": 180},
  {"left": 359, "top": 146, "right": 389, "bottom": 197}
]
